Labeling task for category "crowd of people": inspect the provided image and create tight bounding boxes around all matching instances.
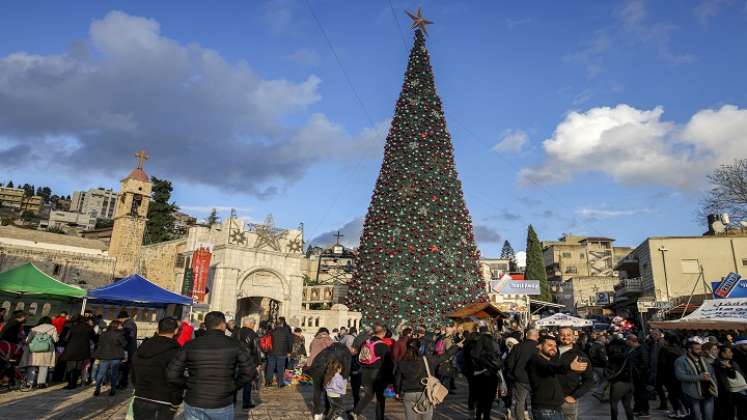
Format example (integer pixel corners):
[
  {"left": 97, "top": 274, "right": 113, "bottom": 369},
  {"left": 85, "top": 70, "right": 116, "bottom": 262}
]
[{"left": 0, "top": 305, "right": 746, "bottom": 420}]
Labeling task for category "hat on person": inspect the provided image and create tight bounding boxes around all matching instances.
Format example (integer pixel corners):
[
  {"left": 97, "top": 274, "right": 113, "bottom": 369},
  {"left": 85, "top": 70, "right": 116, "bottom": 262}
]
[
  {"left": 734, "top": 336, "right": 747, "bottom": 346},
  {"left": 505, "top": 337, "right": 519, "bottom": 349},
  {"left": 687, "top": 336, "right": 706, "bottom": 345},
  {"left": 117, "top": 310, "right": 130, "bottom": 319}
]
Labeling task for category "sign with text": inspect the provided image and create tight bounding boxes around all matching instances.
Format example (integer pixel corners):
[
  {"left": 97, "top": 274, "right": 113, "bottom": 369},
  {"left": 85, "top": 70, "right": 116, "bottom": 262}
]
[
  {"left": 685, "top": 297, "right": 747, "bottom": 323},
  {"left": 712, "top": 272, "right": 745, "bottom": 299},
  {"left": 190, "top": 247, "right": 212, "bottom": 304},
  {"left": 490, "top": 280, "right": 541, "bottom": 295}
]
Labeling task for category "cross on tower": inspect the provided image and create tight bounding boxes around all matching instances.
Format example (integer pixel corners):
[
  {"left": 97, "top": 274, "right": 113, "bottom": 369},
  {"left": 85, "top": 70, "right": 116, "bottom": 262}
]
[
  {"left": 334, "top": 231, "right": 344, "bottom": 245},
  {"left": 135, "top": 150, "right": 149, "bottom": 169}
]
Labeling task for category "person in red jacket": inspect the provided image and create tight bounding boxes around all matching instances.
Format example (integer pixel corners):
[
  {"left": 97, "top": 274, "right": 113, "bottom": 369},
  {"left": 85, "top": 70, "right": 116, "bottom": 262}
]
[
  {"left": 176, "top": 318, "right": 194, "bottom": 346},
  {"left": 52, "top": 311, "right": 68, "bottom": 335},
  {"left": 392, "top": 328, "right": 412, "bottom": 362}
]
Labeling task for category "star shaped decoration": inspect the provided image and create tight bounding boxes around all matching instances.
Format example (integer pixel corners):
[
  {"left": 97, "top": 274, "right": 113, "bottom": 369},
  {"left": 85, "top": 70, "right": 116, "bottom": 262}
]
[
  {"left": 406, "top": 7, "right": 433, "bottom": 35},
  {"left": 252, "top": 215, "right": 284, "bottom": 252},
  {"left": 408, "top": 141, "right": 419, "bottom": 150},
  {"left": 230, "top": 230, "right": 247, "bottom": 245},
  {"left": 418, "top": 206, "right": 428, "bottom": 216},
  {"left": 286, "top": 236, "right": 303, "bottom": 253}
]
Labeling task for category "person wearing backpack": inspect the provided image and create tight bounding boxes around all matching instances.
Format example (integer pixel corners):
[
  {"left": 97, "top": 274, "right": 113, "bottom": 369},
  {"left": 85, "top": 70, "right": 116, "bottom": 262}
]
[
  {"left": 395, "top": 337, "right": 462, "bottom": 420},
  {"left": 351, "top": 321, "right": 393, "bottom": 420},
  {"left": 20, "top": 316, "right": 58, "bottom": 389},
  {"left": 93, "top": 319, "right": 128, "bottom": 396},
  {"left": 470, "top": 325, "right": 503, "bottom": 420}
]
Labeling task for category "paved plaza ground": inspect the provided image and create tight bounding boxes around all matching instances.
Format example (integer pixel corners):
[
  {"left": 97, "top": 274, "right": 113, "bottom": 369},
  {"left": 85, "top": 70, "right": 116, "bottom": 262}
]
[{"left": 0, "top": 379, "right": 672, "bottom": 420}]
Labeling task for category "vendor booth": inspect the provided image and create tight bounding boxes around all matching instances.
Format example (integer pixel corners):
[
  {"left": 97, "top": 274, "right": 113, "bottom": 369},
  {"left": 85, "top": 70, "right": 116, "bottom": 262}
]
[
  {"left": 535, "top": 313, "right": 593, "bottom": 328},
  {"left": 84, "top": 274, "right": 192, "bottom": 338},
  {"left": 447, "top": 301, "right": 505, "bottom": 332},
  {"left": 0, "top": 263, "right": 85, "bottom": 324},
  {"left": 648, "top": 297, "right": 747, "bottom": 331}
]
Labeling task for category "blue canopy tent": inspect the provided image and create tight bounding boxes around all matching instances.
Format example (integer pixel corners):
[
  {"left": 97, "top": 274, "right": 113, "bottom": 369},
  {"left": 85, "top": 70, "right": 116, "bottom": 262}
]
[{"left": 85, "top": 274, "right": 193, "bottom": 307}]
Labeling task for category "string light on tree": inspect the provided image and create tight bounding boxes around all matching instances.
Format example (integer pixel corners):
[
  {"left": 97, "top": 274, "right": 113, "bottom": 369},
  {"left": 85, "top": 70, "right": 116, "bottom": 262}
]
[{"left": 346, "top": 9, "right": 484, "bottom": 328}]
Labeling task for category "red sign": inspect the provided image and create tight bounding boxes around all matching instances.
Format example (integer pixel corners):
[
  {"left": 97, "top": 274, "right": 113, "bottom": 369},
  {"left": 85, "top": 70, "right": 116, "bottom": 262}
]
[{"left": 191, "top": 247, "right": 212, "bottom": 303}]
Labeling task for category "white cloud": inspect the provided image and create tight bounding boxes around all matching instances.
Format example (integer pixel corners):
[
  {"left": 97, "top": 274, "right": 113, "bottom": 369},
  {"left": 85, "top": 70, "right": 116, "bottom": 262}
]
[
  {"left": 310, "top": 217, "right": 364, "bottom": 248},
  {"left": 576, "top": 207, "right": 652, "bottom": 220},
  {"left": 519, "top": 104, "right": 747, "bottom": 189},
  {"left": 0, "top": 11, "right": 386, "bottom": 197},
  {"left": 492, "top": 129, "right": 528, "bottom": 153},
  {"left": 694, "top": 0, "right": 732, "bottom": 26}
]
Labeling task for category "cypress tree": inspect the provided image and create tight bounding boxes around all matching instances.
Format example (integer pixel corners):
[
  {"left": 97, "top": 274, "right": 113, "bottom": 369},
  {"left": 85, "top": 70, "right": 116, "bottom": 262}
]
[{"left": 525, "top": 224, "right": 550, "bottom": 301}]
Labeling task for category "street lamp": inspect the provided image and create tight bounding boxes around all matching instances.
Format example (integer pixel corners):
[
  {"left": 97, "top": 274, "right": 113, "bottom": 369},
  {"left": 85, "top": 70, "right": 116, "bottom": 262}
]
[{"left": 658, "top": 245, "right": 671, "bottom": 301}]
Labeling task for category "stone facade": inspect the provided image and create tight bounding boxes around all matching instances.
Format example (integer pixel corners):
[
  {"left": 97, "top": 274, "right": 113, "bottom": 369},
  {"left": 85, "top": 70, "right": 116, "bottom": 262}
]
[
  {"left": 0, "top": 225, "right": 115, "bottom": 289},
  {"left": 70, "top": 188, "right": 118, "bottom": 220},
  {"left": 109, "top": 166, "right": 151, "bottom": 278},
  {"left": 141, "top": 238, "right": 187, "bottom": 291}
]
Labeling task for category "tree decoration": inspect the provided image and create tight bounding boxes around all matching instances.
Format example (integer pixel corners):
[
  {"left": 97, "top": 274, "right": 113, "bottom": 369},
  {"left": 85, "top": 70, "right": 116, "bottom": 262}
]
[{"left": 346, "top": 18, "right": 484, "bottom": 329}]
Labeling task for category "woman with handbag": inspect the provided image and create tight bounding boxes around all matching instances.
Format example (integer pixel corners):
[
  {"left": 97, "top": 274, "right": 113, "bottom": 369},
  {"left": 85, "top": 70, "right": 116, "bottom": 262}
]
[
  {"left": 19, "top": 316, "right": 58, "bottom": 389},
  {"left": 394, "top": 338, "right": 462, "bottom": 420}
]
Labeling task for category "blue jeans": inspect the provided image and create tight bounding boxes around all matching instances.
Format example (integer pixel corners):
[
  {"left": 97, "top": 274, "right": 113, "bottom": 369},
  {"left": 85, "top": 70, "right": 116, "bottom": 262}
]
[
  {"left": 532, "top": 407, "right": 565, "bottom": 420},
  {"left": 682, "top": 394, "right": 714, "bottom": 420},
  {"left": 241, "top": 382, "right": 252, "bottom": 408},
  {"left": 95, "top": 359, "right": 120, "bottom": 390},
  {"left": 265, "top": 355, "right": 287, "bottom": 387},
  {"left": 184, "top": 402, "right": 234, "bottom": 420}
]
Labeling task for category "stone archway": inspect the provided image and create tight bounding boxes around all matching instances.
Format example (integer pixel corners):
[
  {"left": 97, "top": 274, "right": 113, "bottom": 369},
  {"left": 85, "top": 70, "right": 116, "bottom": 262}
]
[{"left": 236, "top": 269, "right": 288, "bottom": 327}]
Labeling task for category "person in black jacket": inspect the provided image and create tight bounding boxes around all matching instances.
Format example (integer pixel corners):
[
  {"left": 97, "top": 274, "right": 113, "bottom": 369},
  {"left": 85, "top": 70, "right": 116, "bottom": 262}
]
[
  {"left": 309, "top": 342, "right": 353, "bottom": 420},
  {"left": 117, "top": 310, "right": 138, "bottom": 389},
  {"left": 394, "top": 338, "right": 461, "bottom": 419},
  {"left": 93, "top": 320, "right": 127, "bottom": 396},
  {"left": 606, "top": 337, "right": 634, "bottom": 420},
  {"left": 506, "top": 328, "right": 539, "bottom": 420},
  {"left": 527, "top": 336, "right": 588, "bottom": 420},
  {"left": 59, "top": 314, "right": 95, "bottom": 390},
  {"left": 266, "top": 317, "right": 292, "bottom": 388},
  {"left": 713, "top": 345, "right": 747, "bottom": 420},
  {"left": 132, "top": 317, "right": 183, "bottom": 420},
  {"left": 556, "top": 327, "right": 594, "bottom": 420},
  {"left": 625, "top": 335, "right": 650, "bottom": 417},
  {"left": 0, "top": 310, "right": 27, "bottom": 345},
  {"left": 234, "top": 318, "right": 259, "bottom": 410},
  {"left": 351, "top": 321, "right": 392, "bottom": 420},
  {"left": 471, "top": 326, "right": 502, "bottom": 420},
  {"left": 166, "top": 311, "right": 256, "bottom": 417}
]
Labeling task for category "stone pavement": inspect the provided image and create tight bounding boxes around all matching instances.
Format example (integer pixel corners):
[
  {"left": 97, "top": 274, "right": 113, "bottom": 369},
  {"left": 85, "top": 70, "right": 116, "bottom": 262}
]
[{"left": 0, "top": 380, "right": 672, "bottom": 419}]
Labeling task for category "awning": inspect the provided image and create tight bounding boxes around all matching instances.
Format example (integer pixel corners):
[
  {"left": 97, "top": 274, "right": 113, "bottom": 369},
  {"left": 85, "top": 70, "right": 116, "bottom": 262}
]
[
  {"left": 648, "top": 297, "right": 747, "bottom": 331},
  {"left": 535, "top": 313, "right": 593, "bottom": 328},
  {"left": 87, "top": 274, "right": 192, "bottom": 306},
  {"left": 0, "top": 263, "right": 86, "bottom": 299},
  {"left": 530, "top": 299, "right": 566, "bottom": 311},
  {"left": 447, "top": 302, "right": 505, "bottom": 320}
]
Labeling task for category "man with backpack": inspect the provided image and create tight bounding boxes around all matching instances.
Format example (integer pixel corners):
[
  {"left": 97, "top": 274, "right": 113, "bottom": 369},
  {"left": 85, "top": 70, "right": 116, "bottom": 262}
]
[
  {"left": 351, "top": 321, "right": 393, "bottom": 420},
  {"left": 470, "top": 325, "right": 503, "bottom": 420},
  {"left": 266, "top": 317, "right": 292, "bottom": 388}
]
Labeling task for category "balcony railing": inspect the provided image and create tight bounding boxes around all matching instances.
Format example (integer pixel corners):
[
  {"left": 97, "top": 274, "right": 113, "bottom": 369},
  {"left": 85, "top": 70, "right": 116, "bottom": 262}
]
[{"left": 616, "top": 277, "right": 643, "bottom": 296}]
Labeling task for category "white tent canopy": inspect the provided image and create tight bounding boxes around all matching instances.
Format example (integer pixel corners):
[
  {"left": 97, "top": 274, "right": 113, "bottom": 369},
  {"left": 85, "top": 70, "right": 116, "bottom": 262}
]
[
  {"left": 535, "top": 313, "right": 593, "bottom": 328},
  {"left": 649, "top": 297, "right": 747, "bottom": 330}
]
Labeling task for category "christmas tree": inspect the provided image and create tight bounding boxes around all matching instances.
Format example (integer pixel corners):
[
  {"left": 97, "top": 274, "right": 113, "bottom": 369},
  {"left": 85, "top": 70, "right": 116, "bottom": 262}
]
[
  {"left": 346, "top": 12, "right": 484, "bottom": 328},
  {"left": 500, "top": 240, "right": 516, "bottom": 270},
  {"left": 525, "top": 225, "right": 551, "bottom": 301}
]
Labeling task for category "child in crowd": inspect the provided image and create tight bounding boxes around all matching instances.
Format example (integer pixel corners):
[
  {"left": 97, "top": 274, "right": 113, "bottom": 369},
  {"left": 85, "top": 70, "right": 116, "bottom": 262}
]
[{"left": 324, "top": 359, "right": 347, "bottom": 420}]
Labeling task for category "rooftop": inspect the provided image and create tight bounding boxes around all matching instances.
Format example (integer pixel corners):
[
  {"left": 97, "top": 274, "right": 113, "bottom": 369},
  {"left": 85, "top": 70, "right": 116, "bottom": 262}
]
[
  {"left": 0, "top": 225, "right": 108, "bottom": 251},
  {"left": 123, "top": 168, "right": 149, "bottom": 183}
]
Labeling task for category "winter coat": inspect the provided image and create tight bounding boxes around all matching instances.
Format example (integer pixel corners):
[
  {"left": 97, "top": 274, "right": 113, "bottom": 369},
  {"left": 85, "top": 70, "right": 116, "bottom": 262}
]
[
  {"left": 133, "top": 335, "right": 183, "bottom": 406},
  {"left": 606, "top": 339, "right": 632, "bottom": 384},
  {"left": 714, "top": 357, "right": 747, "bottom": 419},
  {"left": 52, "top": 316, "right": 66, "bottom": 334},
  {"left": 527, "top": 353, "right": 570, "bottom": 410},
  {"left": 309, "top": 343, "right": 352, "bottom": 380},
  {"left": 306, "top": 333, "right": 334, "bottom": 367},
  {"left": 506, "top": 338, "right": 538, "bottom": 384},
  {"left": 556, "top": 345, "right": 593, "bottom": 399},
  {"left": 59, "top": 322, "right": 95, "bottom": 362},
  {"left": 674, "top": 354, "right": 717, "bottom": 400},
  {"left": 627, "top": 345, "right": 650, "bottom": 384},
  {"left": 166, "top": 330, "right": 257, "bottom": 409},
  {"left": 395, "top": 346, "right": 459, "bottom": 393},
  {"left": 657, "top": 344, "right": 684, "bottom": 385},
  {"left": 291, "top": 334, "right": 307, "bottom": 360},
  {"left": 270, "top": 324, "right": 293, "bottom": 356},
  {"left": 470, "top": 333, "right": 502, "bottom": 376},
  {"left": 122, "top": 318, "right": 138, "bottom": 354},
  {"left": 0, "top": 319, "right": 24, "bottom": 344},
  {"left": 94, "top": 329, "right": 127, "bottom": 360},
  {"left": 176, "top": 322, "right": 193, "bottom": 347},
  {"left": 588, "top": 341, "right": 607, "bottom": 368},
  {"left": 391, "top": 336, "right": 409, "bottom": 362},
  {"left": 20, "top": 323, "right": 58, "bottom": 368},
  {"left": 235, "top": 327, "right": 260, "bottom": 360}
]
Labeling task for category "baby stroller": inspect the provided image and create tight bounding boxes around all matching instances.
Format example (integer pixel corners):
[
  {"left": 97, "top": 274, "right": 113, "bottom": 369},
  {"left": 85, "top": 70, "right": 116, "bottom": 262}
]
[{"left": 0, "top": 340, "right": 32, "bottom": 392}]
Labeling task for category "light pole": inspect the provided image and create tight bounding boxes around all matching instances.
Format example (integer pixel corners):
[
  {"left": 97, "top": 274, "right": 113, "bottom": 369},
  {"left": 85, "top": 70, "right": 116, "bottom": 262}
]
[{"left": 658, "top": 245, "right": 671, "bottom": 301}]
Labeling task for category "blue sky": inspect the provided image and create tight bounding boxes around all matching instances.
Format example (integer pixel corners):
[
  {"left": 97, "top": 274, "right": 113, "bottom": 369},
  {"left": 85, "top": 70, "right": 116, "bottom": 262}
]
[{"left": 1, "top": 0, "right": 746, "bottom": 255}]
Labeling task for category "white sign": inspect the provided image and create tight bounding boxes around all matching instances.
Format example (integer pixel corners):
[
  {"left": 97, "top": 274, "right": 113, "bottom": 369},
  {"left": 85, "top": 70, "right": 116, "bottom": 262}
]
[
  {"left": 535, "top": 313, "right": 593, "bottom": 327},
  {"left": 683, "top": 297, "right": 747, "bottom": 323}
]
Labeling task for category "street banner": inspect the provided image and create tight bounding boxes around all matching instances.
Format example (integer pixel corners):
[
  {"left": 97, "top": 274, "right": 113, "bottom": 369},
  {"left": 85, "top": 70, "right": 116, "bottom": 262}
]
[
  {"left": 191, "top": 247, "right": 212, "bottom": 303},
  {"left": 490, "top": 279, "right": 541, "bottom": 295},
  {"left": 181, "top": 267, "right": 194, "bottom": 296},
  {"left": 684, "top": 297, "right": 747, "bottom": 323},
  {"left": 712, "top": 272, "right": 746, "bottom": 299}
]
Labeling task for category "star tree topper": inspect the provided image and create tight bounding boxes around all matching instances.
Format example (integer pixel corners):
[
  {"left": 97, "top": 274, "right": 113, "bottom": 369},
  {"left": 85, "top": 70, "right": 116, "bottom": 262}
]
[{"left": 406, "top": 7, "right": 433, "bottom": 35}]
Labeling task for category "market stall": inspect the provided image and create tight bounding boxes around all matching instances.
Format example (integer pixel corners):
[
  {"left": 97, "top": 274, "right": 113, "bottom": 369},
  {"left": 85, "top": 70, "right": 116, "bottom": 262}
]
[
  {"left": 0, "top": 263, "right": 85, "bottom": 323},
  {"left": 84, "top": 274, "right": 192, "bottom": 337},
  {"left": 535, "top": 312, "right": 593, "bottom": 328},
  {"left": 648, "top": 297, "right": 747, "bottom": 331},
  {"left": 447, "top": 301, "right": 505, "bottom": 332}
]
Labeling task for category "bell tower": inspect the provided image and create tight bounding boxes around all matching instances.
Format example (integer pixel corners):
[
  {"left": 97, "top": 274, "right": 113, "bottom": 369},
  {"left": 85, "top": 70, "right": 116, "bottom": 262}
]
[{"left": 109, "top": 150, "right": 152, "bottom": 278}]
